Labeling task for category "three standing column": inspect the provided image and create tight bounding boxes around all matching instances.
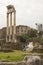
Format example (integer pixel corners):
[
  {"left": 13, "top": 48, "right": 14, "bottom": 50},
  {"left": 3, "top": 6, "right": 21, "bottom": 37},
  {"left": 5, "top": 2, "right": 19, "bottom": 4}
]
[{"left": 6, "top": 5, "right": 16, "bottom": 42}]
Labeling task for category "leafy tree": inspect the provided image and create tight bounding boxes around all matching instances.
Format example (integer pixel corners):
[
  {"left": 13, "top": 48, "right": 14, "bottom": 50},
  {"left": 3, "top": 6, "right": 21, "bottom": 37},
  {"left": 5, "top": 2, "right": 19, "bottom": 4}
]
[
  {"left": 16, "top": 29, "right": 38, "bottom": 43},
  {"left": 20, "top": 35, "right": 29, "bottom": 42},
  {"left": 33, "top": 37, "right": 43, "bottom": 45},
  {"left": 39, "top": 37, "right": 43, "bottom": 45},
  {"left": 17, "top": 34, "right": 29, "bottom": 42},
  {"left": 28, "top": 29, "right": 37, "bottom": 38}
]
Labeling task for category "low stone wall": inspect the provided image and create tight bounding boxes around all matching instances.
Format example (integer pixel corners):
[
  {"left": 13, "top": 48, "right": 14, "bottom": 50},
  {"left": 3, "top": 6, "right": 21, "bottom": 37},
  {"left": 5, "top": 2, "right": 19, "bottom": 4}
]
[
  {"left": 0, "top": 42, "right": 24, "bottom": 52},
  {"left": 0, "top": 61, "right": 26, "bottom": 65},
  {"left": 32, "top": 48, "right": 43, "bottom": 53}
]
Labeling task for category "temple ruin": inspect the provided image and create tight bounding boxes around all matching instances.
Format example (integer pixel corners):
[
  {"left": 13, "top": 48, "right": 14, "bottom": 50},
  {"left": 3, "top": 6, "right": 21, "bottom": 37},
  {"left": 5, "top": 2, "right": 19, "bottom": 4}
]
[{"left": 6, "top": 5, "right": 16, "bottom": 42}]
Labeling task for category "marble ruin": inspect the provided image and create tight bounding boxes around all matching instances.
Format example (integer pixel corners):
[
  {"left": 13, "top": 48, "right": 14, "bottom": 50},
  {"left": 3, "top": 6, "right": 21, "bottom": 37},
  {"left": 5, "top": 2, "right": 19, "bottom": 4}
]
[{"left": 6, "top": 5, "right": 16, "bottom": 42}]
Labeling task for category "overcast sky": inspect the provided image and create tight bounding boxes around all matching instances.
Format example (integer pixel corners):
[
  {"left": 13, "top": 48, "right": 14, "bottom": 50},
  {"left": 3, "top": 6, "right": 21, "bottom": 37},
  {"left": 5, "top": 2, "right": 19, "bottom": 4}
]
[{"left": 0, "top": 0, "right": 43, "bottom": 29}]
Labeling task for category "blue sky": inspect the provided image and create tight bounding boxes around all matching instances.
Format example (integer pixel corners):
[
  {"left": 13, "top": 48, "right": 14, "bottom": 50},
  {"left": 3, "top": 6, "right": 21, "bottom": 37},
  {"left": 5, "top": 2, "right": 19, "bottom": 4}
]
[{"left": 0, "top": 0, "right": 43, "bottom": 29}]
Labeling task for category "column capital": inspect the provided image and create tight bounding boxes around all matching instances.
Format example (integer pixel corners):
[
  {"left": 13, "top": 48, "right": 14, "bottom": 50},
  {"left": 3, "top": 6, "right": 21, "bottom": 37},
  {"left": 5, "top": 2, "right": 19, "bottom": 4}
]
[{"left": 7, "top": 13, "right": 9, "bottom": 15}]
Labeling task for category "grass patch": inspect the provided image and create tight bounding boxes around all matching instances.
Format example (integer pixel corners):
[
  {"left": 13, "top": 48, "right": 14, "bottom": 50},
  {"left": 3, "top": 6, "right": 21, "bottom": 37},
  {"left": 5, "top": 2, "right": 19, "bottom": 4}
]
[
  {"left": 0, "top": 50, "right": 32, "bottom": 62},
  {"left": 0, "top": 50, "right": 42, "bottom": 62}
]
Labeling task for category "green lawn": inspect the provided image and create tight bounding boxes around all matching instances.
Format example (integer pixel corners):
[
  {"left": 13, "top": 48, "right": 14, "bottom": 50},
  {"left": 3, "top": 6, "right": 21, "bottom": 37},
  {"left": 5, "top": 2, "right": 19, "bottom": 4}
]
[
  {"left": 0, "top": 50, "right": 31, "bottom": 62},
  {"left": 0, "top": 50, "right": 43, "bottom": 62}
]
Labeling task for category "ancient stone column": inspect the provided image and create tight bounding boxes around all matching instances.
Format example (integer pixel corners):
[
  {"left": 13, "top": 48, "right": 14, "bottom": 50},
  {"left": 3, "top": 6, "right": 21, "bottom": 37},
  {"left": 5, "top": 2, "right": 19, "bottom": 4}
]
[
  {"left": 7, "top": 13, "right": 9, "bottom": 35},
  {"left": 14, "top": 10, "right": 16, "bottom": 34},
  {"left": 13, "top": 10, "right": 16, "bottom": 42},
  {"left": 10, "top": 12, "right": 12, "bottom": 35},
  {"left": 9, "top": 13, "right": 12, "bottom": 41},
  {"left": 6, "top": 13, "right": 9, "bottom": 42}
]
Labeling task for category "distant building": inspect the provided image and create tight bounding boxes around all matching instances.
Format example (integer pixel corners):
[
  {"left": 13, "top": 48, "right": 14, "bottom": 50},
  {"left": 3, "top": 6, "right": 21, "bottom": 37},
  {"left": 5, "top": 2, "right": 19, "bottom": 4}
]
[
  {"left": 0, "top": 25, "right": 31, "bottom": 39},
  {"left": 16, "top": 25, "right": 31, "bottom": 35},
  {"left": 0, "top": 27, "right": 6, "bottom": 39}
]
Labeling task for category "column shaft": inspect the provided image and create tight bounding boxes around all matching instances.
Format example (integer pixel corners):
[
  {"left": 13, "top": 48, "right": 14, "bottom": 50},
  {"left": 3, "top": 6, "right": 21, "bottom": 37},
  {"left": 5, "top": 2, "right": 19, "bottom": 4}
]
[
  {"left": 7, "top": 13, "right": 9, "bottom": 35},
  {"left": 14, "top": 10, "right": 16, "bottom": 35},
  {"left": 10, "top": 13, "right": 12, "bottom": 35}
]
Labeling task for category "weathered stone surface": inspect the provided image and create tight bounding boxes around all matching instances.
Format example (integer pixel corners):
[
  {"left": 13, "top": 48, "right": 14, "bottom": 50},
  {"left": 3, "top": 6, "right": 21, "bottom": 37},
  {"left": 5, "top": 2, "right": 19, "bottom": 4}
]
[
  {"left": 24, "top": 55, "right": 43, "bottom": 65},
  {"left": 0, "top": 59, "right": 9, "bottom": 62},
  {"left": 0, "top": 61, "right": 26, "bottom": 65},
  {"left": 16, "top": 61, "right": 26, "bottom": 65}
]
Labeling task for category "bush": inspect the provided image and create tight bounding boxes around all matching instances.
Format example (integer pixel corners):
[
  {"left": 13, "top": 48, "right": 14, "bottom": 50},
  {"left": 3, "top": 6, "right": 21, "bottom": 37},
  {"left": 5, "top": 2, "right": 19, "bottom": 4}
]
[
  {"left": 17, "top": 34, "right": 29, "bottom": 42},
  {"left": 28, "top": 29, "right": 37, "bottom": 38}
]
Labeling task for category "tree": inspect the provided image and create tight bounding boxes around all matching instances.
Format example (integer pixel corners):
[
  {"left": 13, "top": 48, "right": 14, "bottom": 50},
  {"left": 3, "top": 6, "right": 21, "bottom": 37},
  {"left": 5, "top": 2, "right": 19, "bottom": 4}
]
[
  {"left": 17, "top": 34, "right": 29, "bottom": 42},
  {"left": 28, "top": 29, "right": 37, "bottom": 38}
]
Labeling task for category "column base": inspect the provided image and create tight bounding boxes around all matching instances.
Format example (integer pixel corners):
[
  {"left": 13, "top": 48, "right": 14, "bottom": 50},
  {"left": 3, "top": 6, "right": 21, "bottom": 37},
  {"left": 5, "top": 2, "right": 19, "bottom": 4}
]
[
  {"left": 6, "top": 35, "right": 17, "bottom": 43},
  {"left": 9, "top": 35, "right": 12, "bottom": 42},
  {"left": 6, "top": 35, "right": 9, "bottom": 42},
  {"left": 13, "top": 35, "right": 17, "bottom": 43}
]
